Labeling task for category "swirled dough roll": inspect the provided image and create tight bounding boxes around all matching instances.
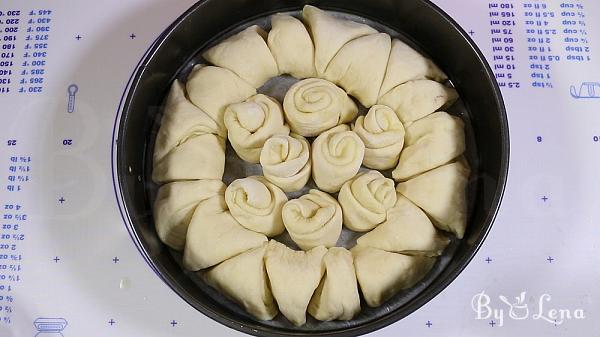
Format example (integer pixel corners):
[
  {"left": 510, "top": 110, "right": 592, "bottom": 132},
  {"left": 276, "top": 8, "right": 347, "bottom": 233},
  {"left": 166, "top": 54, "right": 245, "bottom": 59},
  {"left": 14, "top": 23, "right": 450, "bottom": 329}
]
[
  {"left": 283, "top": 78, "right": 357, "bottom": 137},
  {"left": 323, "top": 33, "right": 391, "bottom": 107},
  {"left": 183, "top": 195, "right": 267, "bottom": 271},
  {"left": 379, "top": 39, "right": 447, "bottom": 98},
  {"left": 307, "top": 247, "right": 360, "bottom": 321},
  {"left": 352, "top": 246, "right": 435, "bottom": 307},
  {"left": 282, "top": 189, "right": 342, "bottom": 250},
  {"left": 312, "top": 125, "right": 365, "bottom": 193},
  {"left": 396, "top": 160, "right": 469, "bottom": 238},
  {"left": 377, "top": 79, "right": 458, "bottom": 125},
  {"left": 267, "top": 14, "right": 317, "bottom": 79},
  {"left": 352, "top": 105, "right": 405, "bottom": 170},
  {"left": 154, "top": 179, "right": 226, "bottom": 251},
  {"left": 225, "top": 176, "right": 287, "bottom": 237},
  {"left": 356, "top": 195, "right": 450, "bottom": 256},
  {"left": 338, "top": 171, "right": 396, "bottom": 232},
  {"left": 260, "top": 134, "right": 311, "bottom": 192},
  {"left": 302, "top": 5, "right": 377, "bottom": 76},
  {"left": 264, "top": 240, "right": 327, "bottom": 326},
  {"left": 224, "top": 94, "right": 290, "bottom": 163},
  {"left": 204, "top": 243, "right": 278, "bottom": 320},
  {"left": 392, "top": 111, "right": 465, "bottom": 181},
  {"left": 152, "top": 80, "right": 226, "bottom": 183},
  {"left": 203, "top": 25, "right": 278, "bottom": 88},
  {"left": 186, "top": 65, "right": 256, "bottom": 131}
]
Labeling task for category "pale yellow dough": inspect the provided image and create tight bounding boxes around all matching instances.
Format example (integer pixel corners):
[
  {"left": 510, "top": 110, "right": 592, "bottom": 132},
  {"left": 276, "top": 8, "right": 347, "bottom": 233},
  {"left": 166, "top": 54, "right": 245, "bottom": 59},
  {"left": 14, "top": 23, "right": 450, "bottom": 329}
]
[
  {"left": 311, "top": 125, "right": 365, "bottom": 193},
  {"left": 204, "top": 243, "right": 278, "bottom": 320},
  {"left": 352, "top": 246, "right": 435, "bottom": 307},
  {"left": 224, "top": 94, "right": 290, "bottom": 163},
  {"left": 308, "top": 247, "right": 360, "bottom": 321},
  {"left": 392, "top": 111, "right": 465, "bottom": 181},
  {"left": 152, "top": 80, "right": 226, "bottom": 183},
  {"left": 268, "top": 14, "right": 317, "bottom": 79},
  {"left": 260, "top": 134, "right": 311, "bottom": 192},
  {"left": 264, "top": 240, "right": 327, "bottom": 326},
  {"left": 357, "top": 194, "right": 449, "bottom": 256},
  {"left": 153, "top": 179, "right": 225, "bottom": 251},
  {"left": 282, "top": 189, "right": 342, "bottom": 250},
  {"left": 396, "top": 160, "right": 470, "bottom": 239},
  {"left": 225, "top": 176, "right": 288, "bottom": 237},
  {"left": 352, "top": 105, "right": 405, "bottom": 170},
  {"left": 338, "top": 170, "right": 397, "bottom": 232},
  {"left": 203, "top": 25, "right": 278, "bottom": 88},
  {"left": 183, "top": 195, "right": 267, "bottom": 271}
]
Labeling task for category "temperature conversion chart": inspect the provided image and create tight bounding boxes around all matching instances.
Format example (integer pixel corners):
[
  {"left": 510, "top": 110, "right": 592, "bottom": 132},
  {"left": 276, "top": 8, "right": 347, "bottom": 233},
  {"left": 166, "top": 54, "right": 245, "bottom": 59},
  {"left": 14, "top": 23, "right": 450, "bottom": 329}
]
[{"left": 1, "top": 0, "right": 600, "bottom": 336}]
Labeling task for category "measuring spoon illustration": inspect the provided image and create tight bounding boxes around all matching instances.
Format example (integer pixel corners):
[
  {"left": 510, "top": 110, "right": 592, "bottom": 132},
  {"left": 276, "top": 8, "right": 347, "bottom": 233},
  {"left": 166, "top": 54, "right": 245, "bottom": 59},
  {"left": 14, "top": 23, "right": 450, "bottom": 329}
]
[
  {"left": 570, "top": 82, "right": 600, "bottom": 99},
  {"left": 67, "top": 84, "right": 79, "bottom": 113}
]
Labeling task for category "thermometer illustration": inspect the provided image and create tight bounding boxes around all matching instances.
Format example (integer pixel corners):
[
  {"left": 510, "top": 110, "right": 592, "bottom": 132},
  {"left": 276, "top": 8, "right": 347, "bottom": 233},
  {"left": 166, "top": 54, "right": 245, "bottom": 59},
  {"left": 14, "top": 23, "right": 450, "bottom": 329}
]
[{"left": 67, "top": 84, "right": 79, "bottom": 113}]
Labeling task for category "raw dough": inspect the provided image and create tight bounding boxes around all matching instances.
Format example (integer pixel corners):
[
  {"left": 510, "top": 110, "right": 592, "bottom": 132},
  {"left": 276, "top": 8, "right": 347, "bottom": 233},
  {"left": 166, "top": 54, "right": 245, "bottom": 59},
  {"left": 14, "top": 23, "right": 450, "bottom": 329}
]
[
  {"left": 225, "top": 176, "right": 288, "bottom": 237},
  {"left": 203, "top": 25, "right": 279, "bottom": 88},
  {"left": 392, "top": 111, "right": 465, "bottom": 181},
  {"left": 396, "top": 160, "right": 470, "bottom": 238},
  {"left": 186, "top": 65, "right": 256, "bottom": 131},
  {"left": 152, "top": 80, "right": 226, "bottom": 183},
  {"left": 377, "top": 79, "right": 458, "bottom": 125},
  {"left": 260, "top": 134, "right": 311, "bottom": 192},
  {"left": 224, "top": 94, "right": 290, "bottom": 163},
  {"left": 356, "top": 194, "right": 449, "bottom": 256},
  {"left": 323, "top": 33, "right": 391, "bottom": 107},
  {"left": 352, "top": 246, "right": 435, "bottom": 307},
  {"left": 338, "top": 170, "right": 397, "bottom": 232},
  {"left": 352, "top": 104, "right": 405, "bottom": 170},
  {"left": 311, "top": 125, "right": 365, "bottom": 193},
  {"left": 153, "top": 179, "right": 225, "bottom": 250},
  {"left": 283, "top": 78, "right": 357, "bottom": 137},
  {"left": 379, "top": 38, "right": 447, "bottom": 98},
  {"left": 267, "top": 14, "right": 317, "bottom": 79},
  {"left": 307, "top": 247, "right": 360, "bottom": 321},
  {"left": 282, "top": 189, "right": 342, "bottom": 250},
  {"left": 264, "top": 240, "right": 327, "bottom": 326},
  {"left": 204, "top": 243, "right": 278, "bottom": 320},
  {"left": 302, "top": 5, "right": 377, "bottom": 76},
  {"left": 183, "top": 195, "right": 267, "bottom": 271}
]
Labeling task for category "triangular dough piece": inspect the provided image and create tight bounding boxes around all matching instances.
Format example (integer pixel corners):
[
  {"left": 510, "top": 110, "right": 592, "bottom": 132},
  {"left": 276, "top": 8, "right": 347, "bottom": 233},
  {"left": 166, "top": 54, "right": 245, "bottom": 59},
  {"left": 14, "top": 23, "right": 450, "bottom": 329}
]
[
  {"left": 377, "top": 79, "right": 458, "bottom": 124},
  {"left": 268, "top": 14, "right": 317, "bottom": 79},
  {"left": 264, "top": 240, "right": 327, "bottom": 326},
  {"left": 203, "top": 25, "right": 279, "bottom": 88},
  {"left": 308, "top": 247, "right": 360, "bottom": 321},
  {"left": 323, "top": 33, "right": 391, "bottom": 107},
  {"left": 183, "top": 195, "right": 267, "bottom": 271},
  {"left": 352, "top": 246, "right": 435, "bottom": 307},
  {"left": 379, "top": 39, "right": 447, "bottom": 98},
  {"left": 186, "top": 65, "right": 256, "bottom": 131},
  {"left": 152, "top": 80, "right": 227, "bottom": 183},
  {"left": 392, "top": 111, "right": 465, "bottom": 181},
  {"left": 302, "top": 5, "right": 377, "bottom": 76},
  {"left": 153, "top": 180, "right": 226, "bottom": 251},
  {"left": 152, "top": 133, "right": 225, "bottom": 183},
  {"left": 356, "top": 194, "right": 449, "bottom": 256},
  {"left": 396, "top": 160, "right": 470, "bottom": 239},
  {"left": 204, "top": 243, "right": 278, "bottom": 320}
]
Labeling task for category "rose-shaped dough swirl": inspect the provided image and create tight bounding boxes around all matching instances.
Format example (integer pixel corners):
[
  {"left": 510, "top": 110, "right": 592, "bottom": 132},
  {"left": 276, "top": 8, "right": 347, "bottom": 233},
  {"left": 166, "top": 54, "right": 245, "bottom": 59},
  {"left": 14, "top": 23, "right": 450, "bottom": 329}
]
[
  {"left": 225, "top": 176, "right": 288, "bottom": 237},
  {"left": 282, "top": 189, "right": 342, "bottom": 250},
  {"left": 352, "top": 105, "right": 405, "bottom": 170},
  {"left": 225, "top": 94, "right": 290, "bottom": 163},
  {"left": 338, "top": 170, "right": 397, "bottom": 232},
  {"left": 260, "top": 134, "right": 311, "bottom": 192},
  {"left": 283, "top": 78, "right": 358, "bottom": 137},
  {"left": 312, "top": 125, "right": 365, "bottom": 193}
]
